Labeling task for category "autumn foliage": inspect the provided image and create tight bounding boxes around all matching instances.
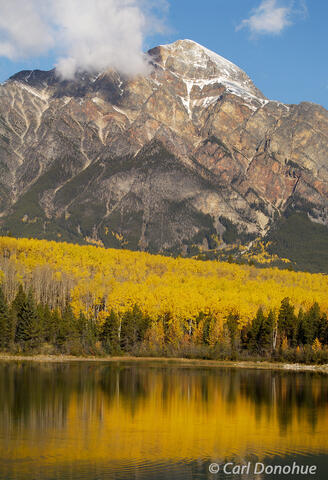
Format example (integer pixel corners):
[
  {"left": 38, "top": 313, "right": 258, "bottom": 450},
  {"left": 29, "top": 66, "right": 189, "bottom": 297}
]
[{"left": 0, "top": 236, "right": 328, "bottom": 361}]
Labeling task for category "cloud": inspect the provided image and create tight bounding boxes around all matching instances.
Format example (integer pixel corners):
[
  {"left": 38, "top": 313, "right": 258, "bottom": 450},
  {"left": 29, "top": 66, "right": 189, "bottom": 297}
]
[
  {"left": 0, "top": 1, "right": 54, "bottom": 58},
  {"left": 0, "top": 0, "right": 168, "bottom": 79},
  {"left": 237, "top": 0, "right": 304, "bottom": 35}
]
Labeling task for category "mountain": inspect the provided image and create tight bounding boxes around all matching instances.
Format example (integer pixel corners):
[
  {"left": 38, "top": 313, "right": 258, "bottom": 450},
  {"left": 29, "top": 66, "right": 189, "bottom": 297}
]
[{"left": 0, "top": 39, "right": 328, "bottom": 272}]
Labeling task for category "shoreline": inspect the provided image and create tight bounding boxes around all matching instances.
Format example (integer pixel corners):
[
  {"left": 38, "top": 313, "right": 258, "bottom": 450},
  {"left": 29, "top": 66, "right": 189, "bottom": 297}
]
[{"left": 0, "top": 354, "right": 328, "bottom": 373}]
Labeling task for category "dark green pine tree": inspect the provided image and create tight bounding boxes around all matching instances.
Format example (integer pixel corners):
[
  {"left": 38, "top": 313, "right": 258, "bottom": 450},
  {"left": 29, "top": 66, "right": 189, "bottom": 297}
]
[
  {"left": 305, "top": 302, "right": 322, "bottom": 344},
  {"left": 14, "top": 288, "right": 41, "bottom": 349},
  {"left": 226, "top": 312, "right": 239, "bottom": 353},
  {"left": 55, "top": 304, "right": 75, "bottom": 350},
  {"left": 0, "top": 286, "right": 9, "bottom": 351},
  {"left": 248, "top": 307, "right": 273, "bottom": 354},
  {"left": 296, "top": 307, "right": 307, "bottom": 345},
  {"left": 62, "top": 303, "right": 76, "bottom": 329},
  {"left": 12, "top": 284, "right": 26, "bottom": 318},
  {"left": 240, "top": 325, "right": 249, "bottom": 350},
  {"left": 38, "top": 303, "right": 56, "bottom": 344},
  {"left": 278, "top": 297, "right": 297, "bottom": 347},
  {"left": 13, "top": 285, "right": 28, "bottom": 345},
  {"left": 52, "top": 309, "right": 66, "bottom": 350},
  {"left": 76, "top": 312, "right": 97, "bottom": 353},
  {"left": 133, "top": 304, "right": 150, "bottom": 343},
  {"left": 121, "top": 308, "right": 137, "bottom": 351},
  {"left": 318, "top": 312, "right": 328, "bottom": 345},
  {"left": 100, "top": 310, "right": 121, "bottom": 354}
]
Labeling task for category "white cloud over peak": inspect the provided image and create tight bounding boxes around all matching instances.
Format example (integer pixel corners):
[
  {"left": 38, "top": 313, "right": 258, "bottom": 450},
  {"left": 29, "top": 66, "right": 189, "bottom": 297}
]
[
  {"left": 0, "top": 0, "right": 168, "bottom": 79},
  {"left": 237, "top": 0, "right": 306, "bottom": 36}
]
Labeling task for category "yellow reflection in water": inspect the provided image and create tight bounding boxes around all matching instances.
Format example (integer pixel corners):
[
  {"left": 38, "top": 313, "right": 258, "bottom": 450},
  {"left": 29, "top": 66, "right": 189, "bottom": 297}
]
[{"left": 0, "top": 364, "right": 328, "bottom": 470}]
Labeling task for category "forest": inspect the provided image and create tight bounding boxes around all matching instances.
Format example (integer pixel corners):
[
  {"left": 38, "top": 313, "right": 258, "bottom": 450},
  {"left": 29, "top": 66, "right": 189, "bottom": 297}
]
[{"left": 0, "top": 236, "right": 328, "bottom": 363}]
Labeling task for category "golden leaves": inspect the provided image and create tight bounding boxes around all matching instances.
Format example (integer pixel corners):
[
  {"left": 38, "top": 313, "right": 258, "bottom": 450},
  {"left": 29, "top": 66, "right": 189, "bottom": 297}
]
[{"left": 0, "top": 236, "right": 327, "bottom": 328}]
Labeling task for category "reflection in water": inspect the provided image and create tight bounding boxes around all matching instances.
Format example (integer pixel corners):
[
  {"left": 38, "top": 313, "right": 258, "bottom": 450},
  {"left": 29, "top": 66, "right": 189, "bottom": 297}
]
[{"left": 0, "top": 362, "right": 327, "bottom": 479}]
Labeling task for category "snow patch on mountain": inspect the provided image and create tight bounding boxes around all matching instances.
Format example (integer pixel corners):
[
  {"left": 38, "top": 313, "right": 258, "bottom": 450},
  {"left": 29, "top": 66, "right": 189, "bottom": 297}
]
[
  {"left": 151, "top": 39, "right": 268, "bottom": 114},
  {"left": 161, "top": 39, "right": 239, "bottom": 76}
]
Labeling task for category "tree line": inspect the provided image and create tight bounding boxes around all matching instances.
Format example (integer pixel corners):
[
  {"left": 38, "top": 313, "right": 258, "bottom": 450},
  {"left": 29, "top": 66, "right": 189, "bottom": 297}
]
[
  {"left": 1, "top": 284, "right": 328, "bottom": 363},
  {"left": 1, "top": 236, "right": 328, "bottom": 334}
]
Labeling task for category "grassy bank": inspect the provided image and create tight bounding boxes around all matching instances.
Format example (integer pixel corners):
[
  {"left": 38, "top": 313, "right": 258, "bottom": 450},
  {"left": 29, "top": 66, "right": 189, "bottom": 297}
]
[{"left": 0, "top": 354, "right": 328, "bottom": 374}]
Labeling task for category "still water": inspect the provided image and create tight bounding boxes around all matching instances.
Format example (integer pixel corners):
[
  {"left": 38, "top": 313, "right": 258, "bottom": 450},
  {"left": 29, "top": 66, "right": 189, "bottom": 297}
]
[{"left": 0, "top": 361, "right": 327, "bottom": 479}]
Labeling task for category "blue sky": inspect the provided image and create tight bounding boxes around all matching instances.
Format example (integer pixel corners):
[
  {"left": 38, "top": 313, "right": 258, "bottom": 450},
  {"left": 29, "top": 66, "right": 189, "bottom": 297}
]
[{"left": 0, "top": 0, "right": 327, "bottom": 108}]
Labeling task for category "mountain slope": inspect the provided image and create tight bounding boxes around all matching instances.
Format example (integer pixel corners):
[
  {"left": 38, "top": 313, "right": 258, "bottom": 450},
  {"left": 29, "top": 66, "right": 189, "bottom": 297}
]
[{"left": 0, "top": 39, "right": 328, "bottom": 271}]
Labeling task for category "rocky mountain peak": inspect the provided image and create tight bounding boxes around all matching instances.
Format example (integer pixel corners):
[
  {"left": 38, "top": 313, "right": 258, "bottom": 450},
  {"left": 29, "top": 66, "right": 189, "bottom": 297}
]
[{"left": 148, "top": 39, "right": 265, "bottom": 101}]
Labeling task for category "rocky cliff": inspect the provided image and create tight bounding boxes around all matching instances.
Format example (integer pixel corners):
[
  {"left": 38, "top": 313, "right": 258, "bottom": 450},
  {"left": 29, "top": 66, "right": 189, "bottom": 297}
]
[{"left": 0, "top": 39, "right": 328, "bottom": 271}]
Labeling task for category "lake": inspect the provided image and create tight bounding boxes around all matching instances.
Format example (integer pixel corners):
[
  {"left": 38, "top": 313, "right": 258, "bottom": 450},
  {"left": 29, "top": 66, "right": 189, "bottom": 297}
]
[{"left": 0, "top": 361, "right": 327, "bottom": 479}]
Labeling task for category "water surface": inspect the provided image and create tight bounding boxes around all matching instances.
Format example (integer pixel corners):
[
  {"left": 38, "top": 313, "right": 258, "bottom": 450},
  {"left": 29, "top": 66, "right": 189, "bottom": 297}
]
[{"left": 0, "top": 361, "right": 327, "bottom": 479}]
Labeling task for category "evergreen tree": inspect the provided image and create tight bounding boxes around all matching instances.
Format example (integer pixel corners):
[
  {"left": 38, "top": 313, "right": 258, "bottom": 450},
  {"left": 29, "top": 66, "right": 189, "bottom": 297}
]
[
  {"left": 240, "top": 325, "right": 250, "bottom": 350},
  {"left": 306, "top": 302, "right": 322, "bottom": 343},
  {"left": 55, "top": 304, "right": 75, "bottom": 351},
  {"left": 120, "top": 305, "right": 149, "bottom": 350},
  {"left": 133, "top": 304, "right": 150, "bottom": 343},
  {"left": 121, "top": 309, "right": 136, "bottom": 351},
  {"left": 62, "top": 303, "right": 76, "bottom": 330},
  {"left": 278, "top": 298, "right": 297, "bottom": 347},
  {"left": 39, "top": 303, "right": 56, "bottom": 344},
  {"left": 296, "top": 307, "right": 307, "bottom": 345},
  {"left": 296, "top": 303, "right": 324, "bottom": 346},
  {"left": 12, "top": 285, "right": 26, "bottom": 319},
  {"left": 14, "top": 288, "right": 41, "bottom": 349},
  {"left": 318, "top": 312, "right": 328, "bottom": 345},
  {"left": 226, "top": 312, "right": 239, "bottom": 353},
  {"left": 247, "top": 308, "right": 273, "bottom": 354},
  {"left": 100, "top": 310, "right": 120, "bottom": 354},
  {"left": 53, "top": 309, "right": 67, "bottom": 350},
  {"left": 76, "top": 312, "right": 97, "bottom": 353},
  {"left": 0, "top": 286, "right": 9, "bottom": 351},
  {"left": 248, "top": 307, "right": 264, "bottom": 353}
]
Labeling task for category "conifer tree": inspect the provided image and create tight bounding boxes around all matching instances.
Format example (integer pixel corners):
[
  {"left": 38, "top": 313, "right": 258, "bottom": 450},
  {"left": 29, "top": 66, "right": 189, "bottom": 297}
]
[
  {"left": 100, "top": 310, "right": 120, "bottom": 354},
  {"left": 62, "top": 303, "right": 76, "bottom": 330},
  {"left": 248, "top": 308, "right": 267, "bottom": 354},
  {"left": 12, "top": 285, "right": 26, "bottom": 320},
  {"left": 121, "top": 309, "right": 137, "bottom": 350},
  {"left": 76, "top": 312, "right": 97, "bottom": 352},
  {"left": 54, "top": 304, "right": 76, "bottom": 351},
  {"left": 0, "top": 286, "right": 9, "bottom": 351},
  {"left": 278, "top": 297, "right": 297, "bottom": 347},
  {"left": 133, "top": 304, "right": 150, "bottom": 342},
  {"left": 247, "top": 307, "right": 274, "bottom": 354},
  {"left": 318, "top": 312, "right": 328, "bottom": 345},
  {"left": 40, "top": 303, "right": 56, "bottom": 344},
  {"left": 14, "top": 288, "right": 40, "bottom": 349},
  {"left": 306, "top": 302, "right": 321, "bottom": 343},
  {"left": 226, "top": 312, "right": 239, "bottom": 353},
  {"left": 53, "top": 309, "right": 67, "bottom": 350},
  {"left": 296, "top": 307, "right": 307, "bottom": 345}
]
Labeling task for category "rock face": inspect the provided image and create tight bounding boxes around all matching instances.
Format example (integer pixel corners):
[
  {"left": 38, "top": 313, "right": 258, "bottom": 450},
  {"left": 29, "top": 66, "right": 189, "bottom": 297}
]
[{"left": 0, "top": 39, "right": 328, "bottom": 268}]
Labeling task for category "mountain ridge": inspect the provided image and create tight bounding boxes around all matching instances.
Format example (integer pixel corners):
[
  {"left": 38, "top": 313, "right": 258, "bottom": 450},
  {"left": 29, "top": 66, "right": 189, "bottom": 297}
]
[{"left": 0, "top": 39, "right": 328, "bottom": 272}]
